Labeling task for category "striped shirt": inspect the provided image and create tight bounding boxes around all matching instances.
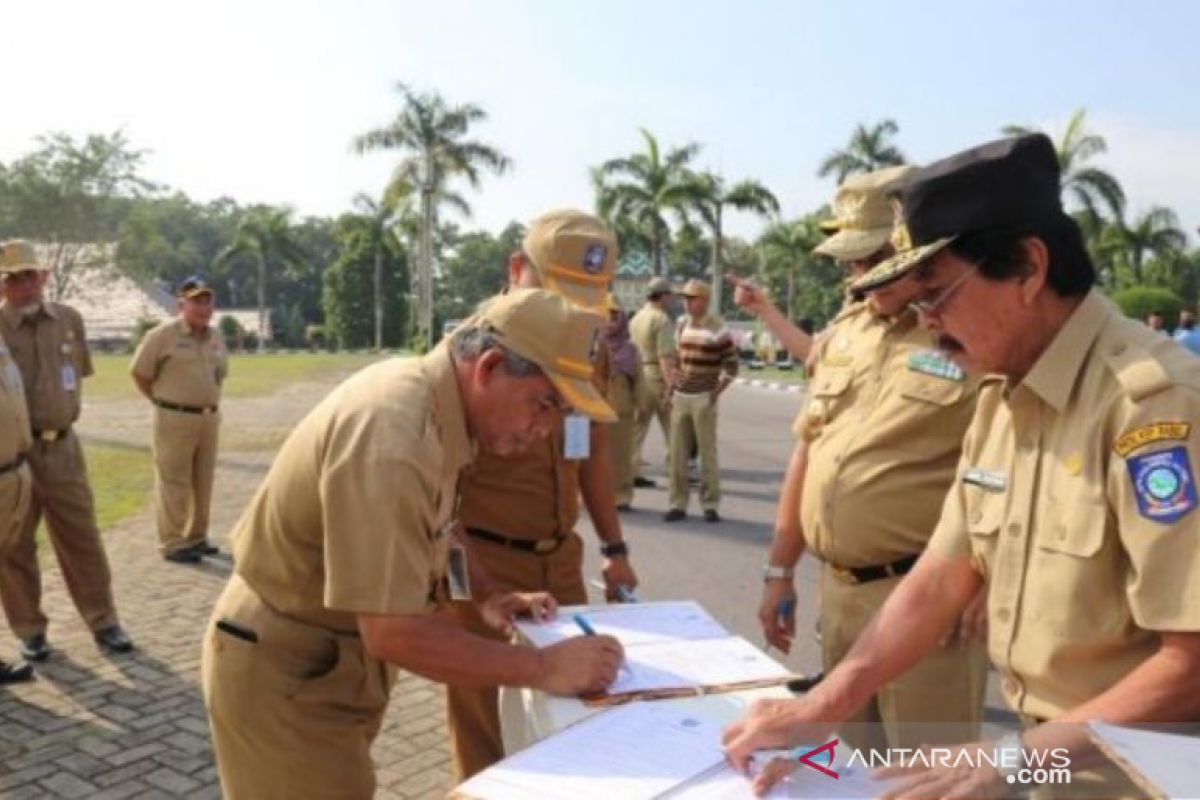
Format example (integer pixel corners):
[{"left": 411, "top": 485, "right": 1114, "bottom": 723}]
[{"left": 674, "top": 315, "right": 738, "bottom": 394}]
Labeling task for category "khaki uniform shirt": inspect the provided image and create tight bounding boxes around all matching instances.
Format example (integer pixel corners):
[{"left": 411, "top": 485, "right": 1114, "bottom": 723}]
[
  {"left": 130, "top": 317, "right": 228, "bottom": 407},
  {"left": 0, "top": 301, "right": 93, "bottom": 431},
  {"left": 232, "top": 346, "right": 475, "bottom": 632},
  {"left": 929, "top": 290, "right": 1200, "bottom": 718},
  {"left": 799, "top": 303, "right": 980, "bottom": 568},
  {"left": 629, "top": 304, "right": 675, "bottom": 379},
  {"left": 0, "top": 339, "right": 32, "bottom": 466}
]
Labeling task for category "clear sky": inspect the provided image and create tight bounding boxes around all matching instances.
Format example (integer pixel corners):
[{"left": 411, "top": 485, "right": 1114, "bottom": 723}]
[{"left": 3, "top": 0, "right": 1198, "bottom": 241}]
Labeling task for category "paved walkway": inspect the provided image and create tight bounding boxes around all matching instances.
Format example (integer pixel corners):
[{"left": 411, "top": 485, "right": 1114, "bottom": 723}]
[{"left": 0, "top": 373, "right": 452, "bottom": 798}]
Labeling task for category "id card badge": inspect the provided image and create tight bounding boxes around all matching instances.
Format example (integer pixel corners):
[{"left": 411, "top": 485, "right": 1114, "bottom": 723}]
[
  {"left": 447, "top": 542, "right": 472, "bottom": 601},
  {"left": 61, "top": 364, "right": 77, "bottom": 393},
  {"left": 563, "top": 413, "right": 590, "bottom": 460}
]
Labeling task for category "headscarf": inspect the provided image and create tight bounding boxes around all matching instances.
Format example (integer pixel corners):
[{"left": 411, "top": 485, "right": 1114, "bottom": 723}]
[{"left": 603, "top": 308, "right": 640, "bottom": 380}]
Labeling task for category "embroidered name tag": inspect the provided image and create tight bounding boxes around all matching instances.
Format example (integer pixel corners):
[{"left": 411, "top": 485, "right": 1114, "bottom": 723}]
[
  {"left": 962, "top": 468, "right": 1007, "bottom": 493},
  {"left": 1127, "top": 446, "right": 1197, "bottom": 524},
  {"left": 908, "top": 350, "right": 964, "bottom": 382},
  {"left": 1113, "top": 422, "right": 1191, "bottom": 457}
]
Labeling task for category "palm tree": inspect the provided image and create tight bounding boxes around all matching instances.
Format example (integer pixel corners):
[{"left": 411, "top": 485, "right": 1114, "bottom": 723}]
[
  {"left": 690, "top": 172, "right": 779, "bottom": 313},
  {"left": 1002, "top": 109, "right": 1125, "bottom": 225},
  {"left": 594, "top": 128, "right": 706, "bottom": 276},
  {"left": 354, "top": 82, "right": 510, "bottom": 347},
  {"left": 817, "top": 119, "right": 906, "bottom": 183},
  {"left": 757, "top": 217, "right": 825, "bottom": 321},
  {"left": 352, "top": 192, "right": 409, "bottom": 350},
  {"left": 1099, "top": 206, "right": 1187, "bottom": 287},
  {"left": 215, "top": 207, "right": 306, "bottom": 348}
]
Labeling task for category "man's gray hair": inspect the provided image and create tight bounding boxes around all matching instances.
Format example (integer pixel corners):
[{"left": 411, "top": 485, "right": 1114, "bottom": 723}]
[{"left": 450, "top": 325, "right": 543, "bottom": 377}]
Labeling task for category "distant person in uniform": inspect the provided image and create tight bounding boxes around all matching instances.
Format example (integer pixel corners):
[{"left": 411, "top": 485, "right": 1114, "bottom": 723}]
[
  {"left": 130, "top": 275, "right": 227, "bottom": 564},
  {"left": 1174, "top": 309, "right": 1200, "bottom": 356},
  {"left": 202, "top": 289, "right": 624, "bottom": 799},
  {"left": 727, "top": 135, "right": 1200, "bottom": 798},
  {"left": 664, "top": 279, "right": 738, "bottom": 523},
  {"left": 603, "top": 296, "right": 640, "bottom": 511},
  {"left": 0, "top": 240, "right": 133, "bottom": 661},
  {"left": 628, "top": 277, "right": 678, "bottom": 489},
  {"left": 0, "top": 334, "right": 35, "bottom": 683}
]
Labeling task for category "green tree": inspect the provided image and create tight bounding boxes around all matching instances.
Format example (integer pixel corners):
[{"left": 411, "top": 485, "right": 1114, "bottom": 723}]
[
  {"left": 215, "top": 207, "right": 307, "bottom": 346},
  {"left": 757, "top": 215, "right": 837, "bottom": 324},
  {"left": 1111, "top": 286, "right": 1184, "bottom": 329},
  {"left": 322, "top": 212, "right": 409, "bottom": 349},
  {"left": 435, "top": 222, "right": 524, "bottom": 328},
  {"left": 817, "top": 119, "right": 905, "bottom": 184},
  {"left": 354, "top": 82, "right": 511, "bottom": 346},
  {"left": 689, "top": 172, "right": 779, "bottom": 313},
  {"left": 352, "top": 192, "right": 408, "bottom": 349},
  {"left": 1099, "top": 207, "right": 1187, "bottom": 288},
  {"left": 594, "top": 128, "right": 706, "bottom": 276}
]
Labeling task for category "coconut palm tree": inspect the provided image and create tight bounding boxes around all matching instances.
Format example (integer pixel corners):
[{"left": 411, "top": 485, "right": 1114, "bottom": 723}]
[
  {"left": 1002, "top": 109, "right": 1125, "bottom": 225},
  {"left": 757, "top": 216, "right": 827, "bottom": 322},
  {"left": 352, "top": 192, "right": 410, "bottom": 350},
  {"left": 817, "top": 119, "right": 906, "bottom": 183},
  {"left": 1099, "top": 206, "right": 1187, "bottom": 287},
  {"left": 689, "top": 172, "right": 779, "bottom": 312},
  {"left": 354, "top": 82, "right": 510, "bottom": 347},
  {"left": 215, "top": 207, "right": 306, "bottom": 348},
  {"left": 594, "top": 128, "right": 706, "bottom": 276}
]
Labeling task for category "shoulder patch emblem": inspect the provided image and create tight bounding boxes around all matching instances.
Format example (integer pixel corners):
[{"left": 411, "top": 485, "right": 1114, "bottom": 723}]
[
  {"left": 1127, "top": 446, "right": 1196, "bottom": 524},
  {"left": 1113, "top": 422, "right": 1191, "bottom": 458},
  {"left": 908, "top": 350, "right": 964, "bottom": 382}
]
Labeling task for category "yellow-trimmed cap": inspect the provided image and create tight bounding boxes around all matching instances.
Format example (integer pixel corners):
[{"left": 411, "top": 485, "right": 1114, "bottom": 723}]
[
  {"left": 176, "top": 274, "right": 214, "bottom": 298},
  {"left": 813, "top": 165, "right": 918, "bottom": 262},
  {"left": 477, "top": 288, "right": 615, "bottom": 422},
  {"left": 679, "top": 278, "right": 711, "bottom": 299},
  {"left": 850, "top": 198, "right": 956, "bottom": 293},
  {"left": 523, "top": 209, "right": 618, "bottom": 312},
  {"left": 0, "top": 240, "right": 46, "bottom": 274}
]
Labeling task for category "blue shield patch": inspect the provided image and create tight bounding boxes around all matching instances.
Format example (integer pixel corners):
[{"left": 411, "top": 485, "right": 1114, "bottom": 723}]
[
  {"left": 1127, "top": 446, "right": 1197, "bottom": 524},
  {"left": 582, "top": 243, "right": 607, "bottom": 274}
]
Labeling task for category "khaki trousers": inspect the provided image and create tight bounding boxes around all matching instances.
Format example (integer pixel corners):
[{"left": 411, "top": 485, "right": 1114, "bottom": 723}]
[
  {"left": 153, "top": 408, "right": 220, "bottom": 554},
  {"left": 668, "top": 392, "right": 720, "bottom": 512},
  {"left": 0, "top": 432, "right": 118, "bottom": 638},
  {"left": 819, "top": 564, "right": 986, "bottom": 752},
  {"left": 631, "top": 371, "right": 669, "bottom": 477},
  {"left": 607, "top": 373, "right": 637, "bottom": 506},
  {"left": 0, "top": 466, "right": 33, "bottom": 556},
  {"left": 202, "top": 575, "right": 394, "bottom": 800},
  {"left": 445, "top": 532, "right": 588, "bottom": 781}
]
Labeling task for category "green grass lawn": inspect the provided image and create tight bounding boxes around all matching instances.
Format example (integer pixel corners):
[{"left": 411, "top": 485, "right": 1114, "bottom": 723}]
[
  {"left": 86, "top": 442, "right": 155, "bottom": 530},
  {"left": 86, "top": 351, "right": 392, "bottom": 401}
]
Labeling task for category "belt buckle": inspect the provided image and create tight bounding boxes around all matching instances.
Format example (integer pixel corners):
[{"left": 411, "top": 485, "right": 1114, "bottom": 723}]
[
  {"left": 533, "top": 538, "right": 559, "bottom": 555},
  {"left": 831, "top": 564, "right": 858, "bottom": 585},
  {"left": 39, "top": 430, "right": 60, "bottom": 443}
]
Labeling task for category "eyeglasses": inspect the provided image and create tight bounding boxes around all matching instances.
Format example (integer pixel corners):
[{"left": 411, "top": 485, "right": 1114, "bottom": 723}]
[{"left": 909, "top": 267, "right": 976, "bottom": 317}]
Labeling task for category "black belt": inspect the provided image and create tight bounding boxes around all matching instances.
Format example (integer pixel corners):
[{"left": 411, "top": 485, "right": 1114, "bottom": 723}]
[
  {"left": 154, "top": 399, "right": 219, "bottom": 415},
  {"left": 31, "top": 428, "right": 71, "bottom": 443},
  {"left": 0, "top": 453, "right": 26, "bottom": 476},
  {"left": 829, "top": 554, "right": 919, "bottom": 585},
  {"left": 464, "top": 527, "right": 566, "bottom": 555}
]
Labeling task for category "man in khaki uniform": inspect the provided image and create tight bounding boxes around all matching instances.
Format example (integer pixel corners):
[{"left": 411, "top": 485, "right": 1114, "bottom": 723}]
[
  {"left": 602, "top": 295, "right": 641, "bottom": 510},
  {"left": 727, "top": 135, "right": 1200, "bottom": 798},
  {"left": 131, "top": 275, "right": 227, "bottom": 564},
  {"left": 0, "top": 241, "right": 132, "bottom": 661},
  {"left": 446, "top": 210, "right": 638, "bottom": 779},
  {"left": 203, "top": 288, "right": 625, "bottom": 799},
  {"left": 0, "top": 337, "right": 35, "bottom": 683},
  {"left": 629, "top": 276, "right": 677, "bottom": 488},
  {"left": 750, "top": 168, "right": 986, "bottom": 753},
  {"left": 664, "top": 279, "right": 738, "bottom": 523}
]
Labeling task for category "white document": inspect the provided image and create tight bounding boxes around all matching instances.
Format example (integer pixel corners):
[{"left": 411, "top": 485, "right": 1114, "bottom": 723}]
[
  {"left": 668, "top": 758, "right": 894, "bottom": 799},
  {"left": 1089, "top": 722, "right": 1200, "bottom": 799},
  {"left": 516, "top": 601, "right": 730, "bottom": 649},
  {"left": 612, "top": 636, "right": 792, "bottom": 694}
]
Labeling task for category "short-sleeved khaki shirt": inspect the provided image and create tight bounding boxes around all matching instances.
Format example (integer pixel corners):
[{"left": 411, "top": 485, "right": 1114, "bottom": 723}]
[
  {"left": 232, "top": 346, "right": 475, "bottom": 632},
  {"left": 629, "top": 304, "right": 675, "bottom": 377},
  {"left": 0, "top": 339, "right": 31, "bottom": 466},
  {"left": 130, "top": 317, "right": 228, "bottom": 407},
  {"left": 0, "top": 301, "right": 93, "bottom": 431},
  {"left": 930, "top": 290, "right": 1200, "bottom": 718},
  {"left": 799, "top": 303, "right": 980, "bottom": 567}
]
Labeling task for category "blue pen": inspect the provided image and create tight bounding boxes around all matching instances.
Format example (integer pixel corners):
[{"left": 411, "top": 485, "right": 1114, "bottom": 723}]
[
  {"left": 765, "top": 597, "right": 796, "bottom": 655},
  {"left": 573, "top": 614, "right": 597, "bottom": 636}
]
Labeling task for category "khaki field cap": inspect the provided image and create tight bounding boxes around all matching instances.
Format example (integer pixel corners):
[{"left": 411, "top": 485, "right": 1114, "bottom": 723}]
[
  {"left": 680, "top": 278, "right": 711, "bottom": 299},
  {"left": 0, "top": 240, "right": 46, "bottom": 274},
  {"left": 176, "top": 274, "right": 214, "bottom": 298},
  {"left": 646, "top": 277, "right": 676, "bottom": 297},
  {"left": 476, "top": 288, "right": 616, "bottom": 422},
  {"left": 813, "top": 165, "right": 918, "bottom": 262},
  {"left": 522, "top": 209, "right": 618, "bottom": 312}
]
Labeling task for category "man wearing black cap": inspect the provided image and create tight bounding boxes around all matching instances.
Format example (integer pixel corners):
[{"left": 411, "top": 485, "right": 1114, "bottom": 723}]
[
  {"left": 724, "top": 135, "right": 1200, "bottom": 797},
  {"left": 131, "top": 275, "right": 228, "bottom": 564}
]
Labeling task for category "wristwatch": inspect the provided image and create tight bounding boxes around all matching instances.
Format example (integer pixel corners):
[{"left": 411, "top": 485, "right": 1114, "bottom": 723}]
[
  {"left": 993, "top": 733, "right": 1024, "bottom": 784},
  {"left": 600, "top": 541, "right": 629, "bottom": 558},
  {"left": 762, "top": 565, "right": 794, "bottom": 582}
]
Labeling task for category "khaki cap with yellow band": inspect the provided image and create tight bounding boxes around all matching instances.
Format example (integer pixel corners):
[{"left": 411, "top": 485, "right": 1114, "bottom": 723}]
[
  {"left": 522, "top": 209, "right": 618, "bottom": 312},
  {"left": 813, "top": 165, "right": 917, "bottom": 262},
  {"left": 0, "top": 240, "right": 46, "bottom": 274},
  {"left": 476, "top": 287, "right": 615, "bottom": 422}
]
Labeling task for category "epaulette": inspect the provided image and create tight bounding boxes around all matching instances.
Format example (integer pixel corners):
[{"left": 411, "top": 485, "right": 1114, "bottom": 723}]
[{"left": 1099, "top": 332, "right": 1173, "bottom": 402}]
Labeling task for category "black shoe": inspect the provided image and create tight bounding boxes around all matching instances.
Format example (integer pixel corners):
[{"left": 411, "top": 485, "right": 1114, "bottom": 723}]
[
  {"left": 194, "top": 541, "right": 220, "bottom": 556},
  {"left": 704, "top": 509, "right": 721, "bottom": 523},
  {"left": 0, "top": 659, "right": 34, "bottom": 684},
  {"left": 19, "top": 634, "right": 49, "bottom": 663},
  {"left": 616, "top": 503, "right": 632, "bottom": 513},
  {"left": 663, "top": 509, "right": 686, "bottom": 522},
  {"left": 164, "top": 548, "right": 202, "bottom": 564},
  {"left": 633, "top": 477, "right": 657, "bottom": 488},
  {"left": 94, "top": 625, "right": 134, "bottom": 654}
]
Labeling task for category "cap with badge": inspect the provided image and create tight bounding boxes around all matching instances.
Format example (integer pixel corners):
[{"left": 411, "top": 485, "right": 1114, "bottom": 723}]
[
  {"left": 813, "top": 165, "right": 917, "bottom": 262},
  {"left": 475, "top": 287, "right": 615, "bottom": 423},
  {"left": 176, "top": 275, "right": 215, "bottom": 298},
  {"left": 679, "top": 278, "right": 711, "bottom": 299},
  {"left": 852, "top": 133, "right": 1065, "bottom": 292},
  {"left": 522, "top": 209, "right": 618, "bottom": 312},
  {"left": 646, "top": 277, "right": 677, "bottom": 297},
  {"left": 0, "top": 240, "right": 46, "bottom": 274}
]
